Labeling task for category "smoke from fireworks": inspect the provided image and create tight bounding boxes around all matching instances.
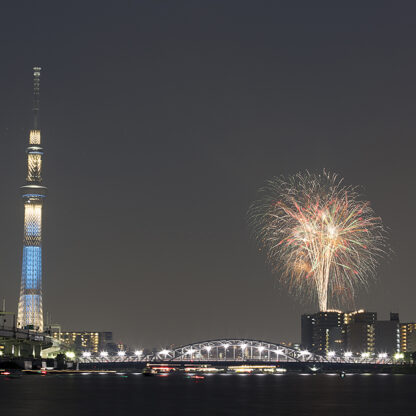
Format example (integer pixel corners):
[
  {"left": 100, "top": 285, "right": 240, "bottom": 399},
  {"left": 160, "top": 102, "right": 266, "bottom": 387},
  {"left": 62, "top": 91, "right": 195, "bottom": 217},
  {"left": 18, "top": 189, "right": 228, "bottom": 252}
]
[{"left": 249, "top": 171, "right": 387, "bottom": 311}]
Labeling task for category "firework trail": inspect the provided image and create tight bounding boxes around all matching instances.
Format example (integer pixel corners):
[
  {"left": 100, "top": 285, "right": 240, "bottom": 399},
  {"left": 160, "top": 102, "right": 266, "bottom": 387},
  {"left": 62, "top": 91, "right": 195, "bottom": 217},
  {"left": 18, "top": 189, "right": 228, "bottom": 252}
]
[{"left": 248, "top": 171, "right": 387, "bottom": 311}]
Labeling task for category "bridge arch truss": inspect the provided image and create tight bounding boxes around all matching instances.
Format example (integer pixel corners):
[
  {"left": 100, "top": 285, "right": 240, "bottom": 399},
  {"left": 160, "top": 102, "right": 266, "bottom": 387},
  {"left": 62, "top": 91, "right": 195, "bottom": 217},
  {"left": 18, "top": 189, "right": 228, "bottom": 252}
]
[
  {"left": 155, "top": 339, "right": 327, "bottom": 363},
  {"left": 77, "top": 338, "right": 394, "bottom": 365}
]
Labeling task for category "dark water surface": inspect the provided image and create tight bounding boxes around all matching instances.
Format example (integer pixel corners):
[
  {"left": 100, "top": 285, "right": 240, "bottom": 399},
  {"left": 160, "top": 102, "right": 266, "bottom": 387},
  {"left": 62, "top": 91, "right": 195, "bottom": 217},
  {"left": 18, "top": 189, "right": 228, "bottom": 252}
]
[{"left": 0, "top": 373, "right": 415, "bottom": 416}]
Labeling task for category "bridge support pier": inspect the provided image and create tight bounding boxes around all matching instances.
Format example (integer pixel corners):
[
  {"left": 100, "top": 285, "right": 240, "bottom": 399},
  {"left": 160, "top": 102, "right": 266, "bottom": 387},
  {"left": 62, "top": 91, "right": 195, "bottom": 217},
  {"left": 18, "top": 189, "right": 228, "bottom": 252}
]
[{"left": 2, "top": 341, "right": 43, "bottom": 358}]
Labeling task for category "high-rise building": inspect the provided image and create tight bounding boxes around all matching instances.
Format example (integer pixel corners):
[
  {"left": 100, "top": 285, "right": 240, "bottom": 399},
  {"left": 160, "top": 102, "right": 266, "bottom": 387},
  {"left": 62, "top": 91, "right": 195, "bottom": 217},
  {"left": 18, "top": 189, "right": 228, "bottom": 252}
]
[
  {"left": 344, "top": 310, "right": 399, "bottom": 354},
  {"left": 344, "top": 310, "right": 376, "bottom": 353},
  {"left": 301, "top": 314, "right": 315, "bottom": 350},
  {"left": 400, "top": 323, "right": 416, "bottom": 353},
  {"left": 301, "top": 310, "right": 345, "bottom": 354},
  {"left": 301, "top": 309, "right": 400, "bottom": 355},
  {"left": 374, "top": 316, "right": 400, "bottom": 354},
  {"left": 17, "top": 67, "right": 46, "bottom": 332}
]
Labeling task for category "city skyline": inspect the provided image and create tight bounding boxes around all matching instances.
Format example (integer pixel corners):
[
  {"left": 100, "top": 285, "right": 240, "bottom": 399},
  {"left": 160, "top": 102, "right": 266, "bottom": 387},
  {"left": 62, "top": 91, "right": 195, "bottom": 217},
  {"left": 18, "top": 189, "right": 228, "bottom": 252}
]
[{"left": 0, "top": 2, "right": 415, "bottom": 348}]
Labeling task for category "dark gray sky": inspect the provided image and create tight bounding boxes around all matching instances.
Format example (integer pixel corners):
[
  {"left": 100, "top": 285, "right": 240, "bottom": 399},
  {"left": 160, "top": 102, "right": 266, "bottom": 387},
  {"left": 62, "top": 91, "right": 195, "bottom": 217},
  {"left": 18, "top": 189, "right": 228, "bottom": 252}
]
[{"left": 0, "top": 1, "right": 415, "bottom": 348}]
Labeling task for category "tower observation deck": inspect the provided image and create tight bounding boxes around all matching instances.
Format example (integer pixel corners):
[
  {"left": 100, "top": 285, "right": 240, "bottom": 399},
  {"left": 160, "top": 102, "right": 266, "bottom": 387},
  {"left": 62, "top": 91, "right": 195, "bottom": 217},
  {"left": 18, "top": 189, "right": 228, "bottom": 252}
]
[{"left": 17, "top": 67, "right": 46, "bottom": 332}]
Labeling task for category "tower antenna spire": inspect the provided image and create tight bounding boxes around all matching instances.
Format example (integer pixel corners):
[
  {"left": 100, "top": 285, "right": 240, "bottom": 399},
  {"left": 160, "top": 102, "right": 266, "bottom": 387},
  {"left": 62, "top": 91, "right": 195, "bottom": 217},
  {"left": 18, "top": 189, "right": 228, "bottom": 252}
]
[{"left": 32, "top": 67, "right": 41, "bottom": 130}]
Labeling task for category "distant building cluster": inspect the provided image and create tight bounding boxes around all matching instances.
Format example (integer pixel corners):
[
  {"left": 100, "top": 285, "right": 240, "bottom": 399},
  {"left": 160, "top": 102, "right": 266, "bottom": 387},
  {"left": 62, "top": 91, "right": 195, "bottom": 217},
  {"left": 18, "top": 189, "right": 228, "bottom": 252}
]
[
  {"left": 301, "top": 310, "right": 416, "bottom": 356},
  {"left": 50, "top": 327, "right": 115, "bottom": 353}
]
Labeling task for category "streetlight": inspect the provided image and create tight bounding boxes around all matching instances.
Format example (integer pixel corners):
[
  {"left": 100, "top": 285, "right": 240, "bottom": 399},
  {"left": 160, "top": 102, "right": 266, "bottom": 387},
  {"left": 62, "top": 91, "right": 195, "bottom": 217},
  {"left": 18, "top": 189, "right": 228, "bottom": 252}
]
[
  {"left": 82, "top": 351, "right": 91, "bottom": 358},
  {"left": 117, "top": 351, "right": 126, "bottom": 357},
  {"left": 100, "top": 351, "right": 108, "bottom": 358},
  {"left": 378, "top": 353, "right": 387, "bottom": 359},
  {"left": 344, "top": 351, "right": 352, "bottom": 358},
  {"left": 240, "top": 344, "right": 247, "bottom": 360},
  {"left": 258, "top": 346, "right": 265, "bottom": 359},
  {"left": 204, "top": 345, "right": 212, "bottom": 359},
  {"left": 134, "top": 350, "right": 143, "bottom": 357},
  {"left": 159, "top": 349, "right": 170, "bottom": 359},
  {"left": 327, "top": 351, "right": 336, "bottom": 358},
  {"left": 65, "top": 351, "right": 75, "bottom": 359},
  {"left": 274, "top": 349, "right": 283, "bottom": 358},
  {"left": 222, "top": 343, "right": 230, "bottom": 360}
]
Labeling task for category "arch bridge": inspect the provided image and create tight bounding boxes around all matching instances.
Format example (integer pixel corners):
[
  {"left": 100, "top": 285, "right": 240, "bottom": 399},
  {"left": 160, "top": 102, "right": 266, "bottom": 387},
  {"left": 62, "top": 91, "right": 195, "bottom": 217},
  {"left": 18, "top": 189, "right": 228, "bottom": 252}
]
[
  {"left": 156, "top": 339, "right": 323, "bottom": 362},
  {"left": 78, "top": 338, "right": 394, "bottom": 365}
]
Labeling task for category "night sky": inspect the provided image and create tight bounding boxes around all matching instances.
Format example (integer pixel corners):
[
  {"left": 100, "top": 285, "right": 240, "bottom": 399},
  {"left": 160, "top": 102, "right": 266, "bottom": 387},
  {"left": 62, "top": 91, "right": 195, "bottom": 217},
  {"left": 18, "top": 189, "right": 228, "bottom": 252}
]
[{"left": 0, "top": 1, "right": 415, "bottom": 349}]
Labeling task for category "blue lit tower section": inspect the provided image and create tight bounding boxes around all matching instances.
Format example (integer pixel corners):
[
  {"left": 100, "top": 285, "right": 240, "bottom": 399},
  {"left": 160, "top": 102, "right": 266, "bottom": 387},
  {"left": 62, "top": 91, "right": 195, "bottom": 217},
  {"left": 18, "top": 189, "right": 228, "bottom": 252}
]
[{"left": 17, "top": 67, "right": 46, "bottom": 332}]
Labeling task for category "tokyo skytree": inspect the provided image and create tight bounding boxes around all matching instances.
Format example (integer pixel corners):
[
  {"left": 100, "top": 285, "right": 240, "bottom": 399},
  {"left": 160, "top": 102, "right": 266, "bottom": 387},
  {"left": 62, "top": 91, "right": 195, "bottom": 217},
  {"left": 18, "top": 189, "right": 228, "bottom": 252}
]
[{"left": 17, "top": 67, "right": 46, "bottom": 332}]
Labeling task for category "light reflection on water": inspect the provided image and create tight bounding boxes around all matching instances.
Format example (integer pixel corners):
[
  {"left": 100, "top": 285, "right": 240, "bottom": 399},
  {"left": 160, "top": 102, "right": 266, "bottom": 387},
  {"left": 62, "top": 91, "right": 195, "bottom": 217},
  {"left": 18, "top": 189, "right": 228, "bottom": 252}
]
[{"left": 1, "top": 373, "right": 415, "bottom": 416}]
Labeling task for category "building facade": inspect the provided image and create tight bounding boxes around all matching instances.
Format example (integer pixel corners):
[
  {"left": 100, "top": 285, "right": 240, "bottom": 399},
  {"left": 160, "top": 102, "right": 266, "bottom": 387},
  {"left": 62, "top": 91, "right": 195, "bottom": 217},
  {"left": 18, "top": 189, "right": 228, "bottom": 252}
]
[
  {"left": 17, "top": 67, "right": 46, "bottom": 332},
  {"left": 374, "top": 315, "right": 400, "bottom": 354},
  {"left": 344, "top": 310, "right": 376, "bottom": 353},
  {"left": 301, "top": 310, "right": 345, "bottom": 354},
  {"left": 301, "top": 310, "right": 400, "bottom": 355},
  {"left": 400, "top": 323, "right": 416, "bottom": 353},
  {"left": 51, "top": 330, "right": 113, "bottom": 353}
]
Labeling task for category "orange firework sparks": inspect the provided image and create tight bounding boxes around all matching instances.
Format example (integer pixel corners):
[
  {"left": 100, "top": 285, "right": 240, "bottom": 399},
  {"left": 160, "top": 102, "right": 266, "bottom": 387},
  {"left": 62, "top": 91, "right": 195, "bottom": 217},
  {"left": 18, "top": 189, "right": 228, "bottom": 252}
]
[{"left": 248, "top": 171, "right": 388, "bottom": 311}]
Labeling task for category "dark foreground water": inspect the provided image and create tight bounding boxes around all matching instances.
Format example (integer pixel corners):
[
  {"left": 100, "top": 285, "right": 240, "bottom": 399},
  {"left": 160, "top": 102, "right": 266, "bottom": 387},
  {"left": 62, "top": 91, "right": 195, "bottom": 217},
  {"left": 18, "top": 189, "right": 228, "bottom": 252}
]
[{"left": 1, "top": 373, "right": 415, "bottom": 416}]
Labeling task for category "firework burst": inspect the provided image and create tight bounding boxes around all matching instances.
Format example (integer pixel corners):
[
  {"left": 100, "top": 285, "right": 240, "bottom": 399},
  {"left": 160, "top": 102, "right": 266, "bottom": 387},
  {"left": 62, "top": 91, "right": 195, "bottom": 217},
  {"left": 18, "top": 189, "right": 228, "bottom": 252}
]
[{"left": 248, "top": 171, "right": 387, "bottom": 311}]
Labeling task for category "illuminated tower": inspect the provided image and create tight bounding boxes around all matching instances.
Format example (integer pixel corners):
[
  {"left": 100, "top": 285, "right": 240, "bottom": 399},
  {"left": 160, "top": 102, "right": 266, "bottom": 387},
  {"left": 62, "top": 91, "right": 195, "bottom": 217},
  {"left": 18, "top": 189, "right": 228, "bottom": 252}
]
[{"left": 17, "top": 67, "right": 46, "bottom": 332}]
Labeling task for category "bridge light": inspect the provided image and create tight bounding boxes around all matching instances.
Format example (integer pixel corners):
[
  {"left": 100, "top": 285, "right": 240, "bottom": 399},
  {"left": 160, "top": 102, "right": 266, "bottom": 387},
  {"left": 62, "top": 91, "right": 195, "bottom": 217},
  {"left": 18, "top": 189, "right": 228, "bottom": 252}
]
[
  {"left": 257, "top": 346, "right": 265, "bottom": 352},
  {"left": 159, "top": 349, "right": 170, "bottom": 357},
  {"left": 117, "top": 351, "right": 126, "bottom": 357},
  {"left": 240, "top": 343, "right": 247, "bottom": 350},
  {"left": 344, "top": 351, "right": 352, "bottom": 358},
  {"left": 100, "top": 351, "right": 108, "bottom": 357},
  {"left": 300, "top": 350, "right": 309, "bottom": 356},
  {"left": 222, "top": 343, "right": 230, "bottom": 349},
  {"left": 274, "top": 349, "right": 283, "bottom": 356},
  {"left": 204, "top": 346, "right": 212, "bottom": 352},
  {"left": 361, "top": 352, "right": 370, "bottom": 358},
  {"left": 394, "top": 353, "right": 404, "bottom": 360},
  {"left": 187, "top": 348, "right": 196, "bottom": 355},
  {"left": 82, "top": 351, "right": 91, "bottom": 358},
  {"left": 378, "top": 353, "right": 387, "bottom": 359},
  {"left": 65, "top": 351, "right": 75, "bottom": 359},
  {"left": 134, "top": 350, "right": 143, "bottom": 356},
  {"left": 327, "top": 351, "right": 336, "bottom": 358}
]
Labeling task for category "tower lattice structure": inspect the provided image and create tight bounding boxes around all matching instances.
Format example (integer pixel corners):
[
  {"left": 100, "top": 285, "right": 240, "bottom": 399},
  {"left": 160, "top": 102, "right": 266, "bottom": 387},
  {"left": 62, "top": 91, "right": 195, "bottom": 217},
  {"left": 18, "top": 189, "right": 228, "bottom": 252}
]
[{"left": 17, "top": 67, "right": 46, "bottom": 332}]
